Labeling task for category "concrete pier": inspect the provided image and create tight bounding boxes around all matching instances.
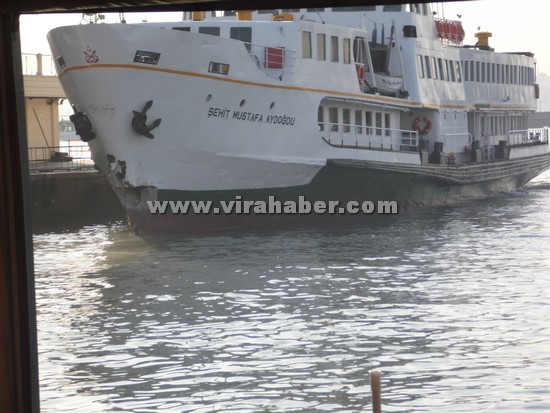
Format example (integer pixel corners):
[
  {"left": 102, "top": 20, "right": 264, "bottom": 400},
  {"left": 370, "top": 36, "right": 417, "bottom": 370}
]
[{"left": 30, "top": 170, "right": 124, "bottom": 229}]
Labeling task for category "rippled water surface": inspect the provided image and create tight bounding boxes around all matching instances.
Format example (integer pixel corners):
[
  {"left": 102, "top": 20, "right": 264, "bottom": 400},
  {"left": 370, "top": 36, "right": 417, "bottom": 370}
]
[{"left": 34, "top": 171, "right": 550, "bottom": 412}]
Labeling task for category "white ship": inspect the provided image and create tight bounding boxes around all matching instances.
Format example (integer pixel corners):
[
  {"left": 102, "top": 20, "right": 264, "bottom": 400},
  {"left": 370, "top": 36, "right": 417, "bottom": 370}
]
[{"left": 47, "top": 5, "right": 550, "bottom": 233}]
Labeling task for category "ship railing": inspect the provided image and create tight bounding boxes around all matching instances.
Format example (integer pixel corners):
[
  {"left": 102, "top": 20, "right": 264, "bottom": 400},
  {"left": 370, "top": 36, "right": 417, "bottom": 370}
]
[
  {"left": 28, "top": 145, "right": 94, "bottom": 173},
  {"left": 320, "top": 122, "right": 419, "bottom": 152},
  {"left": 21, "top": 53, "right": 57, "bottom": 76},
  {"left": 508, "top": 128, "right": 549, "bottom": 146},
  {"left": 244, "top": 42, "right": 297, "bottom": 81}
]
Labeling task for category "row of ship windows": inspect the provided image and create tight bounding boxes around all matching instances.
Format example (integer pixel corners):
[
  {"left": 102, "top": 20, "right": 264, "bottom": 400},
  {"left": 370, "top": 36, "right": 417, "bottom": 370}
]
[
  {"left": 462, "top": 61, "right": 535, "bottom": 85},
  {"left": 255, "top": 4, "right": 429, "bottom": 14},
  {"left": 318, "top": 107, "right": 393, "bottom": 134},
  {"left": 418, "top": 54, "right": 535, "bottom": 86},
  {"left": 417, "top": 55, "right": 462, "bottom": 82},
  {"left": 302, "top": 31, "right": 352, "bottom": 63},
  {"left": 481, "top": 115, "right": 526, "bottom": 135}
]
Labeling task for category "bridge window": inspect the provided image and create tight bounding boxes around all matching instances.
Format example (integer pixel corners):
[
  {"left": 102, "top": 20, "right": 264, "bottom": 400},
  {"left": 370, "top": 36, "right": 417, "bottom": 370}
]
[
  {"left": 199, "top": 26, "right": 220, "bottom": 36},
  {"left": 343, "top": 38, "right": 351, "bottom": 64},
  {"left": 333, "top": 6, "right": 376, "bottom": 11},
  {"left": 463, "top": 61, "right": 468, "bottom": 82},
  {"left": 302, "top": 31, "right": 312, "bottom": 58},
  {"left": 317, "top": 33, "right": 326, "bottom": 60},
  {"left": 331, "top": 36, "right": 339, "bottom": 62},
  {"left": 230, "top": 27, "right": 252, "bottom": 52},
  {"left": 383, "top": 5, "right": 402, "bottom": 11},
  {"left": 172, "top": 27, "right": 190, "bottom": 32},
  {"left": 455, "top": 61, "right": 462, "bottom": 82}
]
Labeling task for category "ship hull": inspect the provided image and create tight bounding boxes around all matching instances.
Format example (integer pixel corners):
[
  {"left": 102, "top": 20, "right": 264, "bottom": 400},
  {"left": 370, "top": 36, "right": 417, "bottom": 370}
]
[{"left": 120, "top": 154, "right": 550, "bottom": 234}]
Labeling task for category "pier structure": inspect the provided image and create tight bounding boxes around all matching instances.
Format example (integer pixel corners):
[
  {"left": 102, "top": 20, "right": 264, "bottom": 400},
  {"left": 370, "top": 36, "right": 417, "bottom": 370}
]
[{"left": 22, "top": 53, "right": 123, "bottom": 224}]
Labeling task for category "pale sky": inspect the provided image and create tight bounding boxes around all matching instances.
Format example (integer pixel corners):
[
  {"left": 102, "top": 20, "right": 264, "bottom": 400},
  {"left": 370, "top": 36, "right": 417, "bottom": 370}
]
[{"left": 18, "top": 0, "right": 550, "bottom": 75}]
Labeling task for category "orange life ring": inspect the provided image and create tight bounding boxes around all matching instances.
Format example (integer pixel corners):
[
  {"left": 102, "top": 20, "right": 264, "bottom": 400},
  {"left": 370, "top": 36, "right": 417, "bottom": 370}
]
[{"left": 413, "top": 116, "right": 432, "bottom": 136}]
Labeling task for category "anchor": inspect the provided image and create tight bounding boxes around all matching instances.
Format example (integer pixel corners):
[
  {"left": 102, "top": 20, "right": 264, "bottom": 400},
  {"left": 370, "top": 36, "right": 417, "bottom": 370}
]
[{"left": 131, "top": 100, "right": 162, "bottom": 139}]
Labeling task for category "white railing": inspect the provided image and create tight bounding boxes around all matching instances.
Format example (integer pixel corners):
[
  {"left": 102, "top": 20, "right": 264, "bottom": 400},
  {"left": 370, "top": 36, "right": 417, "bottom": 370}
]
[
  {"left": 21, "top": 53, "right": 57, "bottom": 76},
  {"left": 244, "top": 42, "right": 297, "bottom": 81},
  {"left": 320, "top": 122, "right": 419, "bottom": 152},
  {"left": 508, "top": 128, "right": 549, "bottom": 146}
]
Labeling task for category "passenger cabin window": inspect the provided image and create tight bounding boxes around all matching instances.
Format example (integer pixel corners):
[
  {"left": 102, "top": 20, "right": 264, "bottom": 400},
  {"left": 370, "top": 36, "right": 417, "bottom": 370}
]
[
  {"left": 307, "top": 8, "right": 325, "bottom": 11},
  {"left": 317, "top": 34, "right": 326, "bottom": 61},
  {"left": 343, "top": 109, "right": 350, "bottom": 132},
  {"left": 258, "top": 10, "right": 275, "bottom": 14},
  {"left": 416, "top": 55, "right": 425, "bottom": 79},
  {"left": 431, "top": 57, "right": 438, "bottom": 80},
  {"left": 172, "top": 27, "right": 191, "bottom": 32},
  {"left": 355, "top": 110, "right": 362, "bottom": 134},
  {"left": 230, "top": 27, "right": 252, "bottom": 52},
  {"left": 424, "top": 56, "right": 431, "bottom": 78},
  {"left": 449, "top": 60, "right": 456, "bottom": 82},
  {"left": 331, "top": 36, "right": 339, "bottom": 62},
  {"left": 343, "top": 38, "right": 351, "bottom": 64},
  {"left": 318, "top": 107, "right": 324, "bottom": 131},
  {"left": 438, "top": 58, "right": 445, "bottom": 80},
  {"left": 329, "top": 107, "right": 338, "bottom": 131},
  {"left": 375, "top": 113, "right": 382, "bottom": 135},
  {"left": 384, "top": 114, "right": 391, "bottom": 136},
  {"left": 282, "top": 9, "right": 300, "bottom": 12},
  {"left": 302, "top": 31, "right": 312, "bottom": 58},
  {"left": 365, "top": 111, "right": 372, "bottom": 134},
  {"left": 199, "top": 27, "right": 220, "bottom": 36}
]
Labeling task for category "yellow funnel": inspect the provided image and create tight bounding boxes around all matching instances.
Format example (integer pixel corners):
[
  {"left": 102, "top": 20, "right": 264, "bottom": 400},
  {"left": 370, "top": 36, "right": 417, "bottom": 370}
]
[
  {"left": 475, "top": 31, "right": 492, "bottom": 47},
  {"left": 192, "top": 11, "right": 205, "bottom": 21}
]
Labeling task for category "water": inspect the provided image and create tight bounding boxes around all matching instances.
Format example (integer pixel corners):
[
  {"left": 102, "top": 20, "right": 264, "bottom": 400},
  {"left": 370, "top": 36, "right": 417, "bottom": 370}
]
[{"left": 34, "top": 171, "right": 550, "bottom": 412}]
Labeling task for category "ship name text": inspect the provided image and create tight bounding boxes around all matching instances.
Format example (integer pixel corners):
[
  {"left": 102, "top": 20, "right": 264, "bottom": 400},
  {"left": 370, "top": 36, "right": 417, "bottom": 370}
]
[{"left": 207, "top": 107, "right": 296, "bottom": 126}]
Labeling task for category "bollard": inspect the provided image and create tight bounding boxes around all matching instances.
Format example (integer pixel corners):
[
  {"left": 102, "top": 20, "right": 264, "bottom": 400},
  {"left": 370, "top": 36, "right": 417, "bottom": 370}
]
[{"left": 370, "top": 369, "right": 382, "bottom": 413}]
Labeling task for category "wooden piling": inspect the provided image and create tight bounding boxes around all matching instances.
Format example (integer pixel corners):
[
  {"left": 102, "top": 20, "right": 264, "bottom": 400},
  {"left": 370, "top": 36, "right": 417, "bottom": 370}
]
[{"left": 370, "top": 369, "right": 382, "bottom": 413}]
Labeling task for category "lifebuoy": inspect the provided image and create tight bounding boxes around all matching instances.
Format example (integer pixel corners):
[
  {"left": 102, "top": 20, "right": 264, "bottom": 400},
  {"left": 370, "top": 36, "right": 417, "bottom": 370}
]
[{"left": 413, "top": 116, "right": 432, "bottom": 136}]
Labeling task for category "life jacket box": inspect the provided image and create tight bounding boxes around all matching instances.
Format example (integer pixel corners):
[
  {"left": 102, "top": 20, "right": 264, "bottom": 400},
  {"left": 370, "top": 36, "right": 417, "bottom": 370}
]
[{"left": 265, "top": 47, "right": 285, "bottom": 69}]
